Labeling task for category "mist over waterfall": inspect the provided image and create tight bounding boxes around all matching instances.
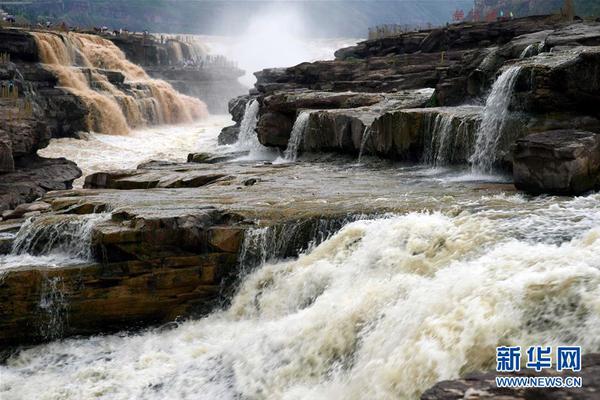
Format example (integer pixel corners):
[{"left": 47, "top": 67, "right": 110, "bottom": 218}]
[
  {"left": 32, "top": 32, "right": 208, "bottom": 134},
  {"left": 201, "top": 6, "right": 360, "bottom": 87},
  {"left": 3, "top": 2, "right": 600, "bottom": 399}
]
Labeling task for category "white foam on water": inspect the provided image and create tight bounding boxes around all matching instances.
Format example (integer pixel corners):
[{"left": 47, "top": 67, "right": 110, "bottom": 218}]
[
  {"left": 2, "top": 205, "right": 600, "bottom": 399},
  {"left": 38, "top": 115, "right": 230, "bottom": 186}
]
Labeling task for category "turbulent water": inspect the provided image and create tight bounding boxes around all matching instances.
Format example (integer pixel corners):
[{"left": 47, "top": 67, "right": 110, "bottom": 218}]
[
  {"left": 32, "top": 31, "right": 208, "bottom": 134},
  {"left": 0, "top": 213, "right": 109, "bottom": 269},
  {"left": 2, "top": 184, "right": 600, "bottom": 399},
  {"left": 2, "top": 42, "right": 599, "bottom": 399},
  {"left": 39, "top": 115, "right": 230, "bottom": 186}
]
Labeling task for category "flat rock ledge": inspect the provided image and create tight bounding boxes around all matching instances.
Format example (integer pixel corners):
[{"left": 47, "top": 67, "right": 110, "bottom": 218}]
[{"left": 421, "top": 353, "right": 600, "bottom": 400}]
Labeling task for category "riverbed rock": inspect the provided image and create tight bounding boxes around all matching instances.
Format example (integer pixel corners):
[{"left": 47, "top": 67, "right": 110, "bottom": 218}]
[
  {"left": 218, "top": 94, "right": 253, "bottom": 145},
  {"left": 0, "top": 156, "right": 81, "bottom": 213},
  {"left": 511, "top": 45, "right": 600, "bottom": 116},
  {"left": 513, "top": 130, "right": 600, "bottom": 195},
  {"left": 256, "top": 89, "right": 434, "bottom": 152},
  {"left": 421, "top": 353, "right": 600, "bottom": 400},
  {"left": 0, "top": 156, "right": 519, "bottom": 347}
]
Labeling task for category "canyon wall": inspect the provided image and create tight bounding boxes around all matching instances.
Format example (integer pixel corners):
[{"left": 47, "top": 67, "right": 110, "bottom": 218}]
[
  {"left": 109, "top": 33, "right": 246, "bottom": 113},
  {"left": 223, "top": 15, "right": 600, "bottom": 192},
  {"left": 0, "top": 28, "right": 211, "bottom": 212}
]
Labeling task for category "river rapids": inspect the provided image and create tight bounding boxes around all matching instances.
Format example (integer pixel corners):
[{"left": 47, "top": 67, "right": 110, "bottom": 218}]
[{"left": 1, "top": 172, "right": 600, "bottom": 399}]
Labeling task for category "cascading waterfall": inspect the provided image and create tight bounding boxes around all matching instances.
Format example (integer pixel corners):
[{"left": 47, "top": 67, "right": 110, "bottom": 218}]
[
  {"left": 0, "top": 213, "right": 110, "bottom": 340},
  {"left": 520, "top": 41, "right": 545, "bottom": 59},
  {"left": 38, "top": 276, "right": 69, "bottom": 340},
  {"left": 31, "top": 32, "right": 208, "bottom": 134},
  {"left": 283, "top": 111, "right": 311, "bottom": 162},
  {"left": 1, "top": 213, "right": 110, "bottom": 268},
  {"left": 234, "top": 99, "right": 261, "bottom": 151},
  {"left": 470, "top": 65, "right": 522, "bottom": 173},
  {"left": 423, "top": 113, "right": 455, "bottom": 167},
  {"left": 3, "top": 203, "right": 600, "bottom": 399},
  {"left": 237, "top": 215, "right": 371, "bottom": 273}
]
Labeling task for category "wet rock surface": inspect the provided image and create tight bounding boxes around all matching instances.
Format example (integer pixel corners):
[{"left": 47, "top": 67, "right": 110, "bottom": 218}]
[
  {"left": 244, "top": 17, "right": 600, "bottom": 193},
  {"left": 217, "top": 94, "right": 253, "bottom": 145},
  {"left": 421, "top": 353, "right": 600, "bottom": 400},
  {"left": 0, "top": 158, "right": 516, "bottom": 347},
  {"left": 513, "top": 130, "right": 600, "bottom": 195},
  {"left": 0, "top": 156, "right": 81, "bottom": 213}
]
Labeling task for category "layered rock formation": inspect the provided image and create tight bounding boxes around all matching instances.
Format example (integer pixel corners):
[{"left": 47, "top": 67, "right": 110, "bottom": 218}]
[
  {"left": 1, "top": 158, "right": 518, "bottom": 346},
  {"left": 0, "top": 28, "right": 211, "bottom": 212},
  {"left": 222, "top": 15, "right": 600, "bottom": 191},
  {"left": 513, "top": 130, "right": 600, "bottom": 194},
  {"left": 109, "top": 33, "right": 246, "bottom": 113}
]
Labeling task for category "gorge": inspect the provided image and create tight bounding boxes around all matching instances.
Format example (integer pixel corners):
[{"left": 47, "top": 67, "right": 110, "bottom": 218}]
[{"left": 1, "top": 9, "right": 600, "bottom": 400}]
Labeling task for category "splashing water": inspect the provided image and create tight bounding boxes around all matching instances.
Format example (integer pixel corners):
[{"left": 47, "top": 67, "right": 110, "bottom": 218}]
[
  {"left": 231, "top": 99, "right": 278, "bottom": 161},
  {"left": 2, "top": 204, "right": 600, "bottom": 399},
  {"left": 234, "top": 100, "right": 261, "bottom": 151},
  {"left": 281, "top": 111, "right": 311, "bottom": 162},
  {"left": 0, "top": 213, "right": 110, "bottom": 269},
  {"left": 470, "top": 66, "right": 522, "bottom": 173}
]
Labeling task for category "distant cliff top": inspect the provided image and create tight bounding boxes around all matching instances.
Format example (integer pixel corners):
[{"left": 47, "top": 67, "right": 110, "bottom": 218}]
[{"left": 3, "top": 0, "right": 474, "bottom": 37}]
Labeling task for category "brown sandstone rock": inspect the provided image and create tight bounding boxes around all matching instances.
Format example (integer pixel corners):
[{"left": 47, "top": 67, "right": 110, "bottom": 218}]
[
  {"left": 421, "top": 353, "right": 600, "bottom": 400},
  {"left": 513, "top": 130, "right": 600, "bottom": 195}
]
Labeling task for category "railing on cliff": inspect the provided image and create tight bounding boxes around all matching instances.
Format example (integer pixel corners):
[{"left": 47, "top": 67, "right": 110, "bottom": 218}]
[{"left": 367, "top": 23, "right": 437, "bottom": 40}]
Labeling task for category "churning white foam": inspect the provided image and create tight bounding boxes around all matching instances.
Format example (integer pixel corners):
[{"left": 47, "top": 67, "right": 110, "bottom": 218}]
[
  {"left": 2, "top": 207, "right": 600, "bottom": 399},
  {"left": 38, "top": 115, "right": 230, "bottom": 186}
]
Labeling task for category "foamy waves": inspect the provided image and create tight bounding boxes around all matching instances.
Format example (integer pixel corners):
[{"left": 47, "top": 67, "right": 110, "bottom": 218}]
[{"left": 2, "top": 208, "right": 599, "bottom": 399}]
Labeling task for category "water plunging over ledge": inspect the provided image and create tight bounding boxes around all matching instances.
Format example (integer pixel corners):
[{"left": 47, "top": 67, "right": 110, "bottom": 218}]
[
  {"left": 0, "top": 213, "right": 109, "bottom": 270},
  {"left": 31, "top": 31, "right": 208, "bottom": 135},
  {"left": 3, "top": 190, "right": 600, "bottom": 398},
  {"left": 470, "top": 66, "right": 522, "bottom": 173},
  {"left": 280, "top": 111, "right": 311, "bottom": 162}
]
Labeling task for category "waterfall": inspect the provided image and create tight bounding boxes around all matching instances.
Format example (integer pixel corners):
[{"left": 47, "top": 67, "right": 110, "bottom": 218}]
[
  {"left": 283, "top": 111, "right": 310, "bottom": 162},
  {"left": 520, "top": 42, "right": 545, "bottom": 59},
  {"left": 234, "top": 99, "right": 260, "bottom": 151},
  {"left": 38, "top": 276, "right": 69, "bottom": 340},
  {"left": 470, "top": 66, "right": 521, "bottom": 173},
  {"left": 237, "top": 215, "right": 373, "bottom": 274},
  {"left": 357, "top": 126, "right": 372, "bottom": 163},
  {"left": 423, "top": 113, "right": 455, "bottom": 167},
  {"left": 9, "top": 213, "right": 109, "bottom": 263},
  {"left": 31, "top": 32, "right": 208, "bottom": 134}
]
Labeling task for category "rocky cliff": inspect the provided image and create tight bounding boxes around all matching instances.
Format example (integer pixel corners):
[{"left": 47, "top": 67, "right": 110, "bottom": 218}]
[
  {"left": 220, "top": 15, "right": 600, "bottom": 193},
  {"left": 108, "top": 33, "right": 246, "bottom": 113},
  {"left": 0, "top": 28, "right": 225, "bottom": 212}
]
